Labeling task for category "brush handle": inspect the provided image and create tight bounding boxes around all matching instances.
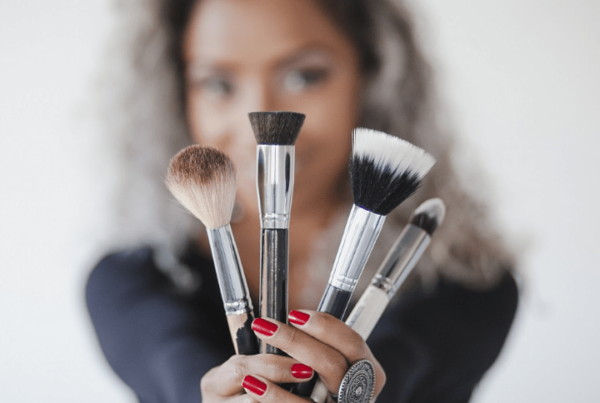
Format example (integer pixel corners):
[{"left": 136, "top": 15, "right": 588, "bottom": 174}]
[
  {"left": 292, "top": 207, "right": 385, "bottom": 398},
  {"left": 318, "top": 285, "right": 352, "bottom": 320},
  {"left": 345, "top": 285, "right": 390, "bottom": 338},
  {"left": 259, "top": 228, "right": 288, "bottom": 355},
  {"left": 207, "top": 226, "right": 258, "bottom": 355},
  {"left": 310, "top": 222, "right": 434, "bottom": 402},
  {"left": 323, "top": 205, "right": 385, "bottom": 313},
  {"left": 226, "top": 312, "right": 259, "bottom": 355}
]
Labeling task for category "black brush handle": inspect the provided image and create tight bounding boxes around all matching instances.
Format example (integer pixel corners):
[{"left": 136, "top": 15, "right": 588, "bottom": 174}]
[
  {"left": 259, "top": 228, "right": 288, "bottom": 355},
  {"left": 317, "top": 284, "right": 353, "bottom": 320},
  {"left": 227, "top": 311, "right": 260, "bottom": 355}
]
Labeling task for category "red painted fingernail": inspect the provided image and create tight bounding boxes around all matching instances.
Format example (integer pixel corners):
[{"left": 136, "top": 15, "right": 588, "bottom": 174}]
[
  {"left": 252, "top": 318, "right": 278, "bottom": 336},
  {"left": 242, "top": 375, "right": 267, "bottom": 396},
  {"left": 291, "top": 363, "right": 313, "bottom": 379},
  {"left": 289, "top": 310, "right": 310, "bottom": 326}
]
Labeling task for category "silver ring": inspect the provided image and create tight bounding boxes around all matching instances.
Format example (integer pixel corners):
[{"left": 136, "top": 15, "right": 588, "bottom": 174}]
[{"left": 337, "top": 359, "right": 375, "bottom": 403}]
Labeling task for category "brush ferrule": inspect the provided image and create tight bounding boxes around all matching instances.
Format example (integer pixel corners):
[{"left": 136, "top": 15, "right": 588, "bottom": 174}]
[
  {"left": 328, "top": 205, "right": 385, "bottom": 292},
  {"left": 372, "top": 224, "right": 430, "bottom": 298},
  {"left": 256, "top": 145, "right": 295, "bottom": 229},
  {"left": 207, "top": 225, "right": 253, "bottom": 316}
]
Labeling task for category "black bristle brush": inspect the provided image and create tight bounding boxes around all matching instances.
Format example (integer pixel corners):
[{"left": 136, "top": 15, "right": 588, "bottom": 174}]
[
  {"left": 166, "top": 145, "right": 258, "bottom": 355},
  {"left": 248, "top": 111, "right": 305, "bottom": 355},
  {"left": 293, "top": 128, "right": 435, "bottom": 397}
]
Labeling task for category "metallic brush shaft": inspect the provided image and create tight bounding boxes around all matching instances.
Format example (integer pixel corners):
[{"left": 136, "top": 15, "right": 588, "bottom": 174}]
[
  {"left": 327, "top": 205, "right": 385, "bottom": 292},
  {"left": 372, "top": 224, "right": 430, "bottom": 298},
  {"left": 345, "top": 225, "right": 430, "bottom": 337},
  {"left": 256, "top": 145, "right": 295, "bottom": 229},
  {"left": 206, "top": 225, "right": 253, "bottom": 315}
]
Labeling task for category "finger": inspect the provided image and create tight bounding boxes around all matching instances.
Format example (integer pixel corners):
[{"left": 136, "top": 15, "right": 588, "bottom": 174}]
[
  {"left": 229, "top": 394, "right": 259, "bottom": 403},
  {"left": 288, "top": 310, "right": 387, "bottom": 394},
  {"left": 242, "top": 374, "right": 310, "bottom": 403},
  {"left": 201, "top": 354, "right": 315, "bottom": 397},
  {"left": 251, "top": 317, "right": 349, "bottom": 392},
  {"left": 289, "top": 310, "right": 371, "bottom": 362}
]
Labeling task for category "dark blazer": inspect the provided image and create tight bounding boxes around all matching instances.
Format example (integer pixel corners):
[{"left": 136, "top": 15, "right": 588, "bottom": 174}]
[{"left": 86, "top": 247, "right": 518, "bottom": 403}]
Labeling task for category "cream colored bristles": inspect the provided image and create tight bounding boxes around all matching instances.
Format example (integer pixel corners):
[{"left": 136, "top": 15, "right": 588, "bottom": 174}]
[{"left": 166, "top": 145, "right": 237, "bottom": 229}]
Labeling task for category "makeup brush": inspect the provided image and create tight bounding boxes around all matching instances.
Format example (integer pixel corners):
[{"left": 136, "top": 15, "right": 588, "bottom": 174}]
[
  {"left": 248, "top": 111, "right": 305, "bottom": 355},
  {"left": 346, "top": 198, "right": 446, "bottom": 336},
  {"left": 309, "top": 198, "right": 446, "bottom": 403},
  {"left": 318, "top": 128, "right": 436, "bottom": 319},
  {"left": 166, "top": 145, "right": 258, "bottom": 355},
  {"left": 292, "top": 129, "right": 435, "bottom": 398}
]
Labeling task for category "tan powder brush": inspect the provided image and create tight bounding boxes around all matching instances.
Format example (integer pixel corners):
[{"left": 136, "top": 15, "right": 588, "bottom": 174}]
[{"left": 166, "top": 145, "right": 258, "bottom": 355}]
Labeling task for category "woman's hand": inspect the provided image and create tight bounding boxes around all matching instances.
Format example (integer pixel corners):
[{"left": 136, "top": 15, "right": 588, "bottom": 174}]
[
  {"left": 244, "top": 310, "right": 386, "bottom": 402},
  {"left": 200, "top": 352, "right": 314, "bottom": 403},
  {"left": 200, "top": 310, "right": 385, "bottom": 402}
]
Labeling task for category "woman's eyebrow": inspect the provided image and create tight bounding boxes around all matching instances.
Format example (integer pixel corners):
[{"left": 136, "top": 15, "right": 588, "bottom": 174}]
[
  {"left": 275, "top": 46, "right": 334, "bottom": 70},
  {"left": 184, "top": 61, "right": 232, "bottom": 77}
]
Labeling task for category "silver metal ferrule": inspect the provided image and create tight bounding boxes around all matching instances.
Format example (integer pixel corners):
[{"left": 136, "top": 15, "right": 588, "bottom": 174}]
[
  {"left": 371, "top": 224, "right": 430, "bottom": 298},
  {"left": 328, "top": 205, "right": 386, "bottom": 292},
  {"left": 256, "top": 145, "right": 295, "bottom": 229},
  {"left": 207, "top": 225, "right": 253, "bottom": 316}
]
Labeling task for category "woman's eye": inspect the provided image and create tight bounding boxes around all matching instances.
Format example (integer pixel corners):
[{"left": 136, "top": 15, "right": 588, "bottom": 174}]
[
  {"left": 197, "top": 76, "right": 234, "bottom": 99},
  {"left": 283, "top": 68, "right": 329, "bottom": 93}
]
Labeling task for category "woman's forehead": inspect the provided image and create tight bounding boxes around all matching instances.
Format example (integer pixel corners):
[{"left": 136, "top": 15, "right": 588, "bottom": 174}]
[{"left": 183, "top": 0, "right": 355, "bottom": 65}]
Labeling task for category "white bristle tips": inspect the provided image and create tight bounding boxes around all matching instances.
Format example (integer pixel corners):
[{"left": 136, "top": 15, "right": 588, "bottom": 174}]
[{"left": 352, "top": 128, "right": 436, "bottom": 178}]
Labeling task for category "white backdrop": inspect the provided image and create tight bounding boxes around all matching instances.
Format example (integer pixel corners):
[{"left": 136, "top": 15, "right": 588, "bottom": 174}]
[{"left": 1, "top": 0, "right": 598, "bottom": 401}]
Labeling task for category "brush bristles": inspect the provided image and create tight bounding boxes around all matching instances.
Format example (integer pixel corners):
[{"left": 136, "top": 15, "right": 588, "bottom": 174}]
[
  {"left": 248, "top": 111, "right": 305, "bottom": 145},
  {"left": 409, "top": 198, "right": 446, "bottom": 235},
  {"left": 350, "top": 128, "right": 436, "bottom": 215},
  {"left": 166, "top": 145, "right": 236, "bottom": 229}
]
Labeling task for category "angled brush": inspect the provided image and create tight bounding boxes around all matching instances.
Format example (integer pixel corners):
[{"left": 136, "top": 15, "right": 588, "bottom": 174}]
[
  {"left": 346, "top": 198, "right": 446, "bottom": 337},
  {"left": 249, "top": 111, "right": 305, "bottom": 355},
  {"left": 166, "top": 145, "right": 258, "bottom": 355}
]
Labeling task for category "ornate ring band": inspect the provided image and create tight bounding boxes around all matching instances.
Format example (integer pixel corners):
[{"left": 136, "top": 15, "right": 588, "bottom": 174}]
[{"left": 337, "top": 359, "right": 376, "bottom": 403}]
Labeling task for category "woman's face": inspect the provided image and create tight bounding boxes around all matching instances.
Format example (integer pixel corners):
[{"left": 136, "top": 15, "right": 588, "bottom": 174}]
[{"left": 183, "top": 0, "right": 362, "bottom": 216}]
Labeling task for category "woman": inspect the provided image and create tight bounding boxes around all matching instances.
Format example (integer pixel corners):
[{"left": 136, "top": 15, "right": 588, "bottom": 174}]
[{"left": 86, "top": 0, "right": 518, "bottom": 402}]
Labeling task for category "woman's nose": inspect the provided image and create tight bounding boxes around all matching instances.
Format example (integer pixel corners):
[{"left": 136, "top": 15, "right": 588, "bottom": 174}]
[{"left": 233, "top": 81, "right": 279, "bottom": 140}]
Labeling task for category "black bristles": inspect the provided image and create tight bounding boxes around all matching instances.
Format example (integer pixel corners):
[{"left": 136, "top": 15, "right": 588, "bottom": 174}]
[
  {"left": 409, "top": 198, "right": 446, "bottom": 235},
  {"left": 349, "top": 157, "right": 422, "bottom": 216},
  {"left": 248, "top": 111, "right": 305, "bottom": 145}
]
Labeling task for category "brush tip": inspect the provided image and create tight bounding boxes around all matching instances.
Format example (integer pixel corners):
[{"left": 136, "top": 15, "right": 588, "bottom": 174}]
[
  {"left": 350, "top": 128, "right": 436, "bottom": 215},
  {"left": 409, "top": 198, "right": 446, "bottom": 235},
  {"left": 166, "top": 145, "right": 237, "bottom": 229},
  {"left": 248, "top": 111, "right": 306, "bottom": 145}
]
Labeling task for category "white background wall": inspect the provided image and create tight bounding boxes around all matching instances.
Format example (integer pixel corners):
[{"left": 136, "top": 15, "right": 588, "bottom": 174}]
[{"left": 0, "top": 0, "right": 598, "bottom": 401}]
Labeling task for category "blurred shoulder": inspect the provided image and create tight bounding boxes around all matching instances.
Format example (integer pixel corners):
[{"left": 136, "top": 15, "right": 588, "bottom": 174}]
[{"left": 94, "top": 246, "right": 156, "bottom": 271}]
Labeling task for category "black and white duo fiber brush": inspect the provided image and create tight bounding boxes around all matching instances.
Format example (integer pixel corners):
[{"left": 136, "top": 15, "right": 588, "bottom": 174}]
[
  {"left": 293, "top": 128, "right": 435, "bottom": 398},
  {"left": 248, "top": 111, "right": 305, "bottom": 355},
  {"left": 318, "top": 128, "right": 436, "bottom": 319},
  {"left": 310, "top": 198, "right": 445, "bottom": 403},
  {"left": 166, "top": 145, "right": 258, "bottom": 355}
]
